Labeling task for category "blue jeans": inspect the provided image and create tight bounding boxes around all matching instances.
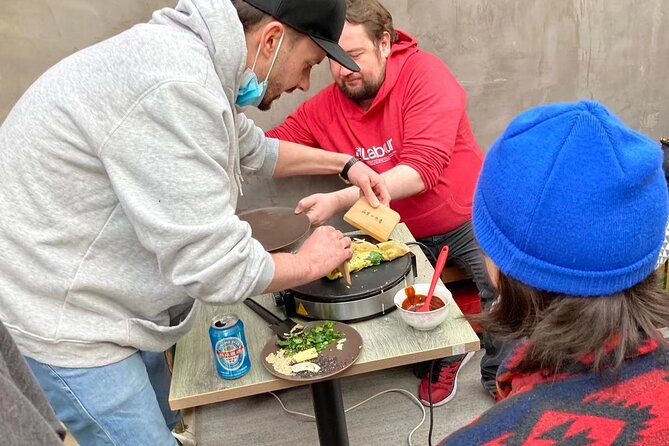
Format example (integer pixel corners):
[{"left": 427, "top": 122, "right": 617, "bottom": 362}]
[{"left": 26, "top": 351, "right": 180, "bottom": 446}]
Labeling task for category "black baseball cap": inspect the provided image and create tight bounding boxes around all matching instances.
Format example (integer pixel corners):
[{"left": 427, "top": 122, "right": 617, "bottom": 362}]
[{"left": 244, "top": 0, "right": 360, "bottom": 72}]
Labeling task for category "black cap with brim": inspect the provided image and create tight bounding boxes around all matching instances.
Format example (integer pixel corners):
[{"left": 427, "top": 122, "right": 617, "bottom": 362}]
[
  {"left": 310, "top": 35, "right": 360, "bottom": 72},
  {"left": 244, "top": 0, "right": 360, "bottom": 72}
]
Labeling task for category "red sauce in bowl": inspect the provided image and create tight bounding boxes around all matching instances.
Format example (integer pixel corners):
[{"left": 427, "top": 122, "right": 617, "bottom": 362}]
[{"left": 401, "top": 294, "right": 445, "bottom": 312}]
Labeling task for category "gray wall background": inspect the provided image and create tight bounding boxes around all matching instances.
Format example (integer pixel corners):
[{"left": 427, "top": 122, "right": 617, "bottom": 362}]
[{"left": 2, "top": 0, "right": 667, "bottom": 214}]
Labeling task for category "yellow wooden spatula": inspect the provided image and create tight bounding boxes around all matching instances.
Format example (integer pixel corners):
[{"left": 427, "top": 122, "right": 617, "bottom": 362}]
[{"left": 343, "top": 197, "right": 400, "bottom": 242}]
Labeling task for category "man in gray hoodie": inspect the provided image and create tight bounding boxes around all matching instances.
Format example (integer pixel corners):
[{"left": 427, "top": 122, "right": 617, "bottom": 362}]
[{"left": 0, "top": 0, "right": 389, "bottom": 444}]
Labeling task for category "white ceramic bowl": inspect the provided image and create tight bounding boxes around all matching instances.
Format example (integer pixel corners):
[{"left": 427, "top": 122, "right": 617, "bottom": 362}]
[{"left": 394, "top": 283, "right": 452, "bottom": 331}]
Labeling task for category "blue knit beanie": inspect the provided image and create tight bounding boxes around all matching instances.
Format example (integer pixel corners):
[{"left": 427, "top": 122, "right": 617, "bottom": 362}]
[{"left": 473, "top": 100, "right": 668, "bottom": 296}]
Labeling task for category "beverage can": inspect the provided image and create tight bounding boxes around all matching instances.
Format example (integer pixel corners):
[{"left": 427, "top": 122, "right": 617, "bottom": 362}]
[{"left": 209, "top": 314, "right": 251, "bottom": 379}]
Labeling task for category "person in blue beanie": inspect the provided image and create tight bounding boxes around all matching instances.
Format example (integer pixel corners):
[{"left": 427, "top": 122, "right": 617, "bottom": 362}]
[{"left": 439, "top": 100, "right": 669, "bottom": 445}]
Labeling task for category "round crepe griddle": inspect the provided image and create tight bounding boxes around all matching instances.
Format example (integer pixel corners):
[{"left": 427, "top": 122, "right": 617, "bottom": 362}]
[
  {"left": 261, "top": 321, "right": 363, "bottom": 382},
  {"left": 287, "top": 234, "right": 414, "bottom": 303},
  {"left": 238, "top": 207, "right": 310, "bottom": 252}
]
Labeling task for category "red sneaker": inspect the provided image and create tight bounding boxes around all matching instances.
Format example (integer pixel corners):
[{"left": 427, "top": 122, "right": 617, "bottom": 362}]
[{"left": 418, "top": 351, "right": 474, "bottom": 406}]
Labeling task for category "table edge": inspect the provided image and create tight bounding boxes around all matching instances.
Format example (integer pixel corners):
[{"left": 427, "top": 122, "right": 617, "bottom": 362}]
[{"left": 169, "top": 339, "right": 480, "bottom": 410}]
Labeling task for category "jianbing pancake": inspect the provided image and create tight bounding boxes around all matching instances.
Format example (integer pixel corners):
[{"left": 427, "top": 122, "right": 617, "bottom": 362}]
[{"left": 326, "top": 239, "right": 410, "bottom": 280}]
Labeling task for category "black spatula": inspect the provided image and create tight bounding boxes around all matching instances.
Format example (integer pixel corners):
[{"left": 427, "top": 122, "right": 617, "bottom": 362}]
[{"left": 243, "top": 298, "right": 304, "bottom": 339}]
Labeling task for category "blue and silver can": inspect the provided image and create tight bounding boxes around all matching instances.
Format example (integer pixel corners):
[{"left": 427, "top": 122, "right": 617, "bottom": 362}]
[{"left": 209, "top": 314, "right": 251, "bottom": 379}]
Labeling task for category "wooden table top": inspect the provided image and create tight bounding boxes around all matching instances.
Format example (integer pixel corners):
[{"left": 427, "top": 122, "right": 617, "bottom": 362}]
[{"left": 169, "top": 223, "right": 481, "bottom": 410}]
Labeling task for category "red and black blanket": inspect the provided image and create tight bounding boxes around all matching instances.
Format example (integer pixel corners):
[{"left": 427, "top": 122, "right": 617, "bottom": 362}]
[{"left": 439, "top": 338, "right": 669, "bottom": 445}]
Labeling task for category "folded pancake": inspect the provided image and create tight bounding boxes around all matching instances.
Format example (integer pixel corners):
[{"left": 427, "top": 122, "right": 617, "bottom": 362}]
[
  {"left": 349, "top": 238, "right": 377, "bottom": 253},
  {"left": 377, "top": 240, "right": 411, "bottom": 261},
  {"left": 326, "top": 239, "right": 411, "bottom": 280}
]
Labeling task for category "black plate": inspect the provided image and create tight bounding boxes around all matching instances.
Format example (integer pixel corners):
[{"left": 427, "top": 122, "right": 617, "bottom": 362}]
[
  {"left": 287, "top": 234, "right": 414, "bottom": 302},
  {"left": 261, "top": 321, "right": 363, "bottom": 382},
  {"left": 238, "top": 207, "right": 310, "bottom": 252}
]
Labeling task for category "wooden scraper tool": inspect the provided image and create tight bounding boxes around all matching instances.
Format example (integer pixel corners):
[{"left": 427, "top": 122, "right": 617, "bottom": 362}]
[
  {"left": 343, "top": 197, "right": 400, "bottom": 242},
  {"left": 339, "top": 260, "right": 351, "bottom": 285}
]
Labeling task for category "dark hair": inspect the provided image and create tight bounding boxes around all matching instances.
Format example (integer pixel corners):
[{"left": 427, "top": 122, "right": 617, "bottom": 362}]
[
  {"left": 472, "top": 271, "right": 669, "bottom": 374},
  {"left": 231, "top": 0, "right": 271, "bottom": 33},
  {"left": 345, "top": 0, "right": 397, "bottom": 44}
]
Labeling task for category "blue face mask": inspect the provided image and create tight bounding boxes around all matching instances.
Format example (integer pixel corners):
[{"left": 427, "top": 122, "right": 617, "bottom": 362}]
[{"left": 236, "top": 33, "right": 284, "bottom": 108}]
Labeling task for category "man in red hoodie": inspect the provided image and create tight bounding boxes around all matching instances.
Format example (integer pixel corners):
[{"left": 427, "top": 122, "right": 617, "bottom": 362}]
[{"left": 268, "top": 0, "right": 509, "bottom": 406}]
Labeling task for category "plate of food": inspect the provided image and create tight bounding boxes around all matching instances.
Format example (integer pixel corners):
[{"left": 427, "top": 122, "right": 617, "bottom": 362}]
[{"left": 261, "top": 321, "right": 363, "bottom": 382}]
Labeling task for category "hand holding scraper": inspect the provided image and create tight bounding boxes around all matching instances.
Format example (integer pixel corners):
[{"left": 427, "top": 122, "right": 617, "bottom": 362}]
[{"left": 343, "top": 197, "right": 401, "bottom": 242}]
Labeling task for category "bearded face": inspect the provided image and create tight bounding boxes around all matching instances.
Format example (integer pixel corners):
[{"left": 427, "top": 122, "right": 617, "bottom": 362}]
[
  {"left": 335, "top": 49, "right": 386, "bottom": 103},
  {"left": 329, "top": 22, "right": 390, "bottom": 108}
]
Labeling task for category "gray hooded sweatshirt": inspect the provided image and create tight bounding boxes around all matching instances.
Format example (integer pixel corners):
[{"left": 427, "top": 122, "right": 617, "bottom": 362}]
[{"left": 0, "top": 0, "right": 278, "bottom": 367}]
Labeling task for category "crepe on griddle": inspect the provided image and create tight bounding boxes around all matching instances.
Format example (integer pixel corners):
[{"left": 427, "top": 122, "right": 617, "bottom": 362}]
[{"left": 326, "top": 239, "right": 410, "bottom": 280}]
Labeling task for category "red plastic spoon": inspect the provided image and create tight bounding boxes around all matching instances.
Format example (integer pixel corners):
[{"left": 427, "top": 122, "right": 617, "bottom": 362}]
[{"left": 418, "top": 245, "right": 449, "bottom": 312}]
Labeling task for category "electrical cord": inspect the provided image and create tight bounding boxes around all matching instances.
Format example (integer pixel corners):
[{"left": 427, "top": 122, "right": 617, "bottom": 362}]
[
  {"left": 269, "top": 388, "right": 427, "bottom": 446},
  {"left": 427, "top": 359, "right": 437, "bottom": 446},
  {"left": 407, "top": 242, "right": 442, "bottom": 445},
  {"left": 406, "top": 241, "right": 437, "bottom": 264}
]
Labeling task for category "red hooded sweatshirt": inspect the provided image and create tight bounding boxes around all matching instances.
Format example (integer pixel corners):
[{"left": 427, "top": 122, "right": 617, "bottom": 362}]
[{"left": 267, "top": 30, "right": 483, "bottom": 239}]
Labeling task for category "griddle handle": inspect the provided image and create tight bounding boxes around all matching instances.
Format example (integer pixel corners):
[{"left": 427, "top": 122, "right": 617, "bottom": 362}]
[
  {"left": 273, "top": 292, "right": 284, "bottom": 307},
  {"left": 243, "top": 297, "right": 284, "bottom": 325},
  {"left": 409, "top": 252, "right": 418, "bottom": 281}
]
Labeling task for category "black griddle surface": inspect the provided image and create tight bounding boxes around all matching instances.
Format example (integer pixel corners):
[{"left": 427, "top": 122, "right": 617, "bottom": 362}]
[{"left": 288, "top": 235, "right": 413, "bottom": 302}]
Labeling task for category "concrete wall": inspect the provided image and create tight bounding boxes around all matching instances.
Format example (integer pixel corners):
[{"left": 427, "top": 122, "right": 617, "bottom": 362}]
[{"left": 2, "top": 0, "right": 667, "bottom": 214}]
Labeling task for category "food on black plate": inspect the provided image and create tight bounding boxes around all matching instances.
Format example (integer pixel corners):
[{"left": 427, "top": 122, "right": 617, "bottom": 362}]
[{"left": 276, "top": 321, "right": 344, "bottom": 355}]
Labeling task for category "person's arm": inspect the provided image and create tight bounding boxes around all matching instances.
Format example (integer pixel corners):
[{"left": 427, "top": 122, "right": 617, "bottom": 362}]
[
  {"left": 296, "top": 165, "right": 424, "bottom": 225},
  {"left": 268, "top": 90, "right": 348, "bottom": 177},
  {"left": 244, "top": 88, "right": 327, "bottom": 177},
  {"left": 236, "top": 112, "right": 279, "bottom": 177},
  {"left": 242, "top": 94, "right": 390, "bottom": 206},
  {"left": 275, "top": 140, "right": 390, "bottom": 207},
  {"left": 395, "top": 54, "right": 467, "bottom": 191},
  {"left": 273, "top": 140, "right": 351, "bottom": 177},
  {"left": 101, "top": 82, "right": 276, "bottom": 304},
  {"left": 103, "top": 83, "right": 359, "bottom": 301},
  {"left": 264, "top": 226, "right": 352, "bottom": 292},
  {"left": 380, "top": 164, "right": 426, "bottom": 199}
]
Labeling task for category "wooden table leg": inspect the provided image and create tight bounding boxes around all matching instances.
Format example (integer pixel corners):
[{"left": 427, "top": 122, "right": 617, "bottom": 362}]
[{"left": 311, "top": 379, "right": 349, "bottom": 446}]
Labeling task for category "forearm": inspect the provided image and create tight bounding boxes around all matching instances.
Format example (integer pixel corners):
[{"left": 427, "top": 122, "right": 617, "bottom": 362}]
[
  {"left": 329, "top": 164, "right": 424, "bottom": 209},
  {"left": 263, "top": 226, "right": 351, "bottom": 292},
  {"left": 332, "top": 187, "right": 360, "bottom": 211},
  {"left": 263, "top": 252, "right": 312, "bottom": 293},
  {"left": 273, "top": 140, "right": 350, "bottom": 178},
  {"left": 382, "top": 165, "right": 426, "bottom": 200}
]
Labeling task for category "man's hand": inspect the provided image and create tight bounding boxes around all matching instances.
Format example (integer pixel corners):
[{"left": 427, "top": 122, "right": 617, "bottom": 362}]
[
  {"left": 264, "top": 226, "right": 352, "bottom": 292},
  {"left": 346, "top": 162, "right": 391, "bottom": 207},
  {"left": 273, "top": 141, "right": 390, "bottom": 207},
  {"left": 295, "top": 193, "right": 341, "bottom": 226},
  {"left": 297, "top": 226, "right": 352, "bottom": 280}
]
